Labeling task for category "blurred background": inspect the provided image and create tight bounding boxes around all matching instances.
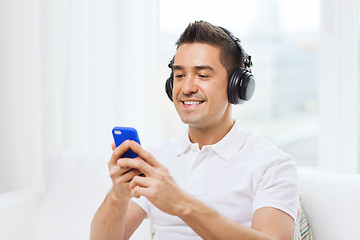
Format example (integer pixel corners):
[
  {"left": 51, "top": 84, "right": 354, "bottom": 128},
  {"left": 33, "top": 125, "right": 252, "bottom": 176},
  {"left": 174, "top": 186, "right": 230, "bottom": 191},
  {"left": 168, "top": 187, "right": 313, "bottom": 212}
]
[{"left": 0, "top": 0, "right": 359, "bottom": 194}]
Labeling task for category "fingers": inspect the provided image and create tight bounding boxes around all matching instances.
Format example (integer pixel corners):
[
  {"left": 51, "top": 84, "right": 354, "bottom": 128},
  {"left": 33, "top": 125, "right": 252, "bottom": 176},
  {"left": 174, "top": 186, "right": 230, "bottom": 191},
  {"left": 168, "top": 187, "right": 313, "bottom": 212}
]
[
  {"left": 131, "top": 185, "right": 150, "bottom": 199},
  {"left": 126, "top": 141, "right": 160, "bottom": 167},
  {"left": 129, "top": 175, "right": 148, "bottom": 189},
  {"left": 111, "top": 140, "right": 160, "bottom": 168},
  {"left": 130, "top": 175, "right": 150, "bottom": 198},
  {"left": 110, "top": 165, "right": 141, "bottom": 180},
  {"left": 109, "top": 166, "right": 143, "bottom": 191},
  {"left": 118, "top": 157, "right": 154, "bottom": 176},
  {"left": 122, "top": 169, "right": 143, "bottom": 183},
  {"left": 109, "top": 140, "right": 132, "bottom": 165}
]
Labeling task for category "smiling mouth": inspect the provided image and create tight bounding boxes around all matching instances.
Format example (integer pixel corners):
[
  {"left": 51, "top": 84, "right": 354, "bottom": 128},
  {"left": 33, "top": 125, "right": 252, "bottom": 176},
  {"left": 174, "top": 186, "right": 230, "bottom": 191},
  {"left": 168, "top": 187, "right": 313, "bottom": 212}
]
[
  {"left": 180, "top": 100, "right": 205, "bottom": 109},
  {"left": 182, "top": 100, "right": 204, "bottom": 105}
]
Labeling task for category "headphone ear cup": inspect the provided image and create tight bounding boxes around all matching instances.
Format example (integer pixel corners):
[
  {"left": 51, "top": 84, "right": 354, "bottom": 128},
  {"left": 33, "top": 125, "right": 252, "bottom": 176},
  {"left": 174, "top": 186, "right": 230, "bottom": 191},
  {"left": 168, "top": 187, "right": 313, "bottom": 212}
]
[
  {"left": 165, "top": 72, "right": 174, "bottom": 101},
  {"left": 239, "top": 71, "right": 255, "bottom": 101},
  {"left": 227, "top": 68, "right": 255, "bottom": 104}
]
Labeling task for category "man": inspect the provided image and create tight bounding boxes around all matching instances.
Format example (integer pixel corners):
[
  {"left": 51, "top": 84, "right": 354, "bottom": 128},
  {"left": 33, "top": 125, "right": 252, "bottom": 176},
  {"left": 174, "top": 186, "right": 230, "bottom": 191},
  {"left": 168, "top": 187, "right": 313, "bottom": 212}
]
[{"left": 90, "top": 21, "right": 298, "bottom": 240}]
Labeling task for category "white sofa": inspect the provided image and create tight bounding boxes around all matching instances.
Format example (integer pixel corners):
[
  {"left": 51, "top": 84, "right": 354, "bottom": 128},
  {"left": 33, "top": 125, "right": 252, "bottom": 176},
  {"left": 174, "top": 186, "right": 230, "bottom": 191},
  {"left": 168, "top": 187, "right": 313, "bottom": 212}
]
[{"left": 0, "top": 150, "right": 359, "bottom": 240}]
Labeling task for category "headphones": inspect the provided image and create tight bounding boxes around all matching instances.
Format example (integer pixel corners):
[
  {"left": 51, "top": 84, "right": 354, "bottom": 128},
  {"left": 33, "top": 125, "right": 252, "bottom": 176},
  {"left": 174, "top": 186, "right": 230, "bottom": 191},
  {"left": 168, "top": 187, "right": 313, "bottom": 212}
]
[{"left": 165, "top": 26, "right": 255, "bottom": 104}]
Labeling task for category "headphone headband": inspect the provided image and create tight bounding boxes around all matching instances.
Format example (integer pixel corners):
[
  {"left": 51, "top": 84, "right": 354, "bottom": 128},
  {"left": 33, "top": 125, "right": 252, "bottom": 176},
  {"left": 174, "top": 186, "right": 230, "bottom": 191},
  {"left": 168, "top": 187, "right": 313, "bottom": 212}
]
[{"left": 218, "top": 26, "right": 252, "bottom": 68}]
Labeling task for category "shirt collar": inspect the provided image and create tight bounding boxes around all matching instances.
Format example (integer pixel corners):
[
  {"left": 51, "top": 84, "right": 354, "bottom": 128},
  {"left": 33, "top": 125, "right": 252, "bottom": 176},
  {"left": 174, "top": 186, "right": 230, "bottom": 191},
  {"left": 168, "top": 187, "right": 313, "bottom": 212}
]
[
  {"left": 176, "top": 130, "right": 195, "bottom": 156},
  {"left": 176, "top": 120, "right": 249, "bottom": 160},
  {"left": 208, "top": 120, "right": 248, "bottom": 161}
]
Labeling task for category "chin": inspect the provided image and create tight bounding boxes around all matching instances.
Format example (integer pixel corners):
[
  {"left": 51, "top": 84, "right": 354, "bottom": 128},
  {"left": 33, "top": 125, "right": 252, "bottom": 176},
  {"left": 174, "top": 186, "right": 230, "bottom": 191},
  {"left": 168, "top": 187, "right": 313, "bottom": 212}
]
[
  {"left": 180, "top": 116, "right": 207, "bottom": 128},
  {"left": 179, "top": 116, "right": 199, "bottom": 125}
]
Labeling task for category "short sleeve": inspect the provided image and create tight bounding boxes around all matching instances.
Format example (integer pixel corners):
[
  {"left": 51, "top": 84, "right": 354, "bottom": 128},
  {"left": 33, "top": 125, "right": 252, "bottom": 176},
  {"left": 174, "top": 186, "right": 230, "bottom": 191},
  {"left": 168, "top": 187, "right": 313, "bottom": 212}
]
[
  {"left": 131, "top": 196, "right": 151, "bottom": 217},
  {"left": 252, "top": 156, "right": 299, "bottom": 222}
]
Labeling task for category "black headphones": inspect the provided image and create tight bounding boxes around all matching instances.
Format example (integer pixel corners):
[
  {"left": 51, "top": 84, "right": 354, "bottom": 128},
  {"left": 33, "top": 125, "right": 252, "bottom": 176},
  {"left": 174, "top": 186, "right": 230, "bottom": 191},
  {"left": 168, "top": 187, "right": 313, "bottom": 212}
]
[{"left": 165, "top": 26, "right": 255, "bottom": 104}]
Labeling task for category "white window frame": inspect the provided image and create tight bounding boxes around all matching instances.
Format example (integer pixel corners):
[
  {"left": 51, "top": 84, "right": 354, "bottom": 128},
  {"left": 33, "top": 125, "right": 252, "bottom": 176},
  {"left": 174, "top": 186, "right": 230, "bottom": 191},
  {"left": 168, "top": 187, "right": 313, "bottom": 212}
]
[{"left": 318, "top": 0, "right": 359, "bottom": 173}]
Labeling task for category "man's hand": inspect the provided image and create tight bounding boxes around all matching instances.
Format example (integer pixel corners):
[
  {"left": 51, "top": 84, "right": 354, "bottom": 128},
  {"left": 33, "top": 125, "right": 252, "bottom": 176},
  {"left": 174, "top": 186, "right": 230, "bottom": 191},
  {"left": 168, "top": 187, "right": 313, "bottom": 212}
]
[
  {"left": 90, "top": 141, "right": 147, "bottom": 240},
  {"left": 117, "top": 141, "right": 189, "bottom": 216},
  {"left": 108, "top": 140, "right": 143, "bottom": 201}
]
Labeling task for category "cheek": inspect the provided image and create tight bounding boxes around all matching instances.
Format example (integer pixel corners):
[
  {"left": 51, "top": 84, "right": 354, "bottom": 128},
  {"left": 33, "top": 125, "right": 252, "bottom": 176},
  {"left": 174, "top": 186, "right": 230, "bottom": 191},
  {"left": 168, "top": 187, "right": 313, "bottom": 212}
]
[
  {"left": 172, "top": 83, "right": 180, "bottom": 100},
  {"left": 212, "top": 83, "right": 230, "bottom": 110},
  {"left": 204, "top": 81, "right": 228, "bottom": 101},
  {"left": 211, "top": 72, "right": 228, "bottom": 97},
  {"left": 220, "top": 78, "right": 229, "bottom": 100},
  {"left": 221, "top": 82, "right": 229, "bottom": 98}
]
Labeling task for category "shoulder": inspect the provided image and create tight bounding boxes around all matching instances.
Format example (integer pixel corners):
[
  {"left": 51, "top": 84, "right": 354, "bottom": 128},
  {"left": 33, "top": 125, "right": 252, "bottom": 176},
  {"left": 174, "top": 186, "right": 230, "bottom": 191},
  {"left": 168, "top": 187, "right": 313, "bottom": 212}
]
[
  {"left": 244, "top": 130, "right": 293, "bottom": 160},
  {"left": 232, "top": 122, "right": 290, "bottom": 159},
  {"left": 236, "top": 128, "right": 297, "bottom": 175}
]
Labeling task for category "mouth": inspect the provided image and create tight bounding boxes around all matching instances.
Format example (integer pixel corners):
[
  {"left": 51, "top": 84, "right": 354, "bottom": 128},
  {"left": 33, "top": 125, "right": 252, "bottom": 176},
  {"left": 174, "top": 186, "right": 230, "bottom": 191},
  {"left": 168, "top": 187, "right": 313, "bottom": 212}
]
[{"left": 181, "top": 100, "right": 205, "bottom": 108}]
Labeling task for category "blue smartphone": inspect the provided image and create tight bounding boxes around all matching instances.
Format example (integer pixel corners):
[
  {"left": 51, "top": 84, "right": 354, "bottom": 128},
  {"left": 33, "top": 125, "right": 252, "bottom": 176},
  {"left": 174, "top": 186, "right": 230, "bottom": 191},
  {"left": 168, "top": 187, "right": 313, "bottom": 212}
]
[{"left": 112, "top": 127, "right": 141, "bottom": 158}]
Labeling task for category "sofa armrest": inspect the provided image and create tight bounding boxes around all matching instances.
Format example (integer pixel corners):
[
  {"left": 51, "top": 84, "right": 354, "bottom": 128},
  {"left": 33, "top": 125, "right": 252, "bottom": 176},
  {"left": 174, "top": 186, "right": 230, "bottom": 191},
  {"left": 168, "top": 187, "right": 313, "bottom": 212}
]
[
  {"left": 0, "top": 185, "right": 45, "bottom": 240},
  {"left": 298, "top": 168, "right": 360, "bottom": 240}
]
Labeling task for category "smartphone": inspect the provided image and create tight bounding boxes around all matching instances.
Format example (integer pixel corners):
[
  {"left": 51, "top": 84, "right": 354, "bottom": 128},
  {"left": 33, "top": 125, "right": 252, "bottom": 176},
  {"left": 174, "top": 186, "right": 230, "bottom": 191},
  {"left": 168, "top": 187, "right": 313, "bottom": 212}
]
[{"left": 112, "top": 127, "right": 141, "bottom": 158}]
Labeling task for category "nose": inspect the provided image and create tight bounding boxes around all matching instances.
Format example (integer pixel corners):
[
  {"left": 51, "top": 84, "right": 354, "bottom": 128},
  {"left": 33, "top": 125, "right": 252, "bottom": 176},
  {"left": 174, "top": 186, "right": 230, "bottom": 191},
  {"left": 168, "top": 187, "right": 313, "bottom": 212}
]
[{"left": 181, "top": 74, "right": 198, "bottom": 96}]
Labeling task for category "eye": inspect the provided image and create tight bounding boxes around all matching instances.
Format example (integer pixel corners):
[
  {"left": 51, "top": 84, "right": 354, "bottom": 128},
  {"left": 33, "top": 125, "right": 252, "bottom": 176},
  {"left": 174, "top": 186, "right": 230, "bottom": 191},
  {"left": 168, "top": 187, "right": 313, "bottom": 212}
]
[
  {"left": 175, "top": 74, "right": 184, "bottom": 79},
  {"left": 198, "top": 74, "right": 209, "bottom": 79}
]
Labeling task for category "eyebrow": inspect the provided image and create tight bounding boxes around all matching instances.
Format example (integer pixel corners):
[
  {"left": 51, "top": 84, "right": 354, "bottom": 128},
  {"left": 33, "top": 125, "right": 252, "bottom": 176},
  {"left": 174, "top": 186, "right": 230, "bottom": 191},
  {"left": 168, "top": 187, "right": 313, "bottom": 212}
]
[{"left": 173, "top": 65, "right": 215, "bottom": 72}]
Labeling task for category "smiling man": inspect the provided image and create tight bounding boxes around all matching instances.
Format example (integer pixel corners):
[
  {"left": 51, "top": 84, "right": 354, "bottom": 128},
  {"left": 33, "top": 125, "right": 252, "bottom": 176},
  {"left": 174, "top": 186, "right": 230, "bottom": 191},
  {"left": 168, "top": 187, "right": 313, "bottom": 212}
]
[{"left": 90, "top": 21, "right": 298, "bottom": 240}]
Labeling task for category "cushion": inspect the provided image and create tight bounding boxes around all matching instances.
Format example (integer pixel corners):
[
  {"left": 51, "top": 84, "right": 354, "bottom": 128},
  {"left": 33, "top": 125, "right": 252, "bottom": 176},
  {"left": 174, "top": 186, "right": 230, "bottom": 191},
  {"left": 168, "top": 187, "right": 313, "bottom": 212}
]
[{"left": 293, "top": 196, "right": 313, "bottom": 240}]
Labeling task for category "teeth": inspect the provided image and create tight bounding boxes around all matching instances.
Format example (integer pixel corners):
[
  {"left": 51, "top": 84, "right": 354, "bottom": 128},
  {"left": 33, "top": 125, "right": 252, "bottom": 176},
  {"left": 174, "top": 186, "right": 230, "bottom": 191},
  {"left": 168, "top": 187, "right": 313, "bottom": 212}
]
[{"left": 183, "top": 101, "right": 202, "bottom": 105}]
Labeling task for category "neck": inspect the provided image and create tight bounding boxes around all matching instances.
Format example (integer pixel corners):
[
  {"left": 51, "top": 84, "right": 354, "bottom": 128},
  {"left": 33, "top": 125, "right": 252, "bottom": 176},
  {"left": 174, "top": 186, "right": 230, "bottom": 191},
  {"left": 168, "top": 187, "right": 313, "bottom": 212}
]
[{"left": 188, "top": 115, "right": 235, "bottom": 149}]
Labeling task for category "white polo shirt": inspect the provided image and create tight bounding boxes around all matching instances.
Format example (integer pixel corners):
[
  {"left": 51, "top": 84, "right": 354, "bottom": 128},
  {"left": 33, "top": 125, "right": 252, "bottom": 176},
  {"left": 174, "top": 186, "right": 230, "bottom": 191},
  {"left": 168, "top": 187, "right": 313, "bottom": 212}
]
[{"left": 132, "top": 121, "right": 298, "bottom": 240}]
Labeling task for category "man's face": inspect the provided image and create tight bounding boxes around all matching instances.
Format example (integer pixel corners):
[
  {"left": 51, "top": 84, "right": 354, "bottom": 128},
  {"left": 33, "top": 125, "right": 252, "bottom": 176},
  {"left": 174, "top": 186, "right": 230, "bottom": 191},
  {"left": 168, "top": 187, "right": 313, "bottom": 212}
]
[{"left": 172, "top": 43, "right": 231, "bottom": 129}]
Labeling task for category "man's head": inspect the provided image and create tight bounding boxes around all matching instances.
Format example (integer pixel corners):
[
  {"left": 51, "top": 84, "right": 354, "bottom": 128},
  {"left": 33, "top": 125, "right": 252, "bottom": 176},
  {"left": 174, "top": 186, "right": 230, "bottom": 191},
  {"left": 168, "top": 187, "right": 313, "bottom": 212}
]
[
  {"left": 165, "top": 21, "right": 255, "bottom": 104},
  {"left": 166, "top": 20, "right": 255, "bottom": 132},
  {"left": 176, "top": 21, "right": 244, "bottom": 78}
]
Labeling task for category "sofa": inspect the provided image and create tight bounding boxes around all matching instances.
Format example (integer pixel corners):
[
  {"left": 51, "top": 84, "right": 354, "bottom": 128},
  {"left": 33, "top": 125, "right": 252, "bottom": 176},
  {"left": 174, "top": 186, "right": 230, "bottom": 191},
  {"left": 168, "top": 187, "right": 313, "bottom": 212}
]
[{"left": 0, "top": 150, "right": 359, "bottom": 240}]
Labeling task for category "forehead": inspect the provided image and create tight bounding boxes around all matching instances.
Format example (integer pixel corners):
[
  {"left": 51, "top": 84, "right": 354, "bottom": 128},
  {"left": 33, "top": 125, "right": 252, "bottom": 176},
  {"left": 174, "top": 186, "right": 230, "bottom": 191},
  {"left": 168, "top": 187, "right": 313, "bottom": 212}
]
[{"left": 173, "top": 43, "right": 223, "bottom": 69}]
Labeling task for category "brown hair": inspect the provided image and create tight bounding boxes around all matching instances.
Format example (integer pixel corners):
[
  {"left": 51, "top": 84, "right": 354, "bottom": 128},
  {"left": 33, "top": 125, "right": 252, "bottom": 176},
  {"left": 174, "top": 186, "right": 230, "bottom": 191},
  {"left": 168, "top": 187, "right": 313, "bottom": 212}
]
[{"left": 176, "top": 20, "right": 244, "bottom": 78}]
